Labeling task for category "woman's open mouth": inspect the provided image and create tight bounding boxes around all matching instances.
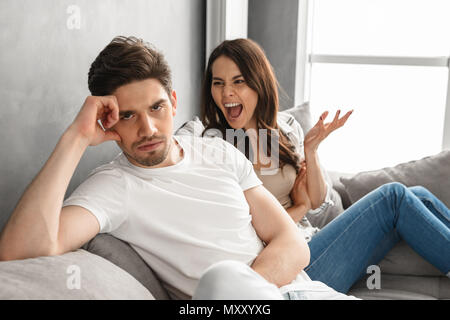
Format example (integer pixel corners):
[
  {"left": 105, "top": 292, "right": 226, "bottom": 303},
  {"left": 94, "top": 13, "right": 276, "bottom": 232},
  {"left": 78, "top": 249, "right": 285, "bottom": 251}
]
[{"left": 224, "top": 102, "right": 243, "bottom": 120}]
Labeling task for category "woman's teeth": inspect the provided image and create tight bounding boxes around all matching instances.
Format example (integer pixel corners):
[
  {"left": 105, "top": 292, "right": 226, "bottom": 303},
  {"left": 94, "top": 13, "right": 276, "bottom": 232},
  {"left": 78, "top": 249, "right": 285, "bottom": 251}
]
[{"left": 224, "top": 102, "right": 241, "bottom": 108}]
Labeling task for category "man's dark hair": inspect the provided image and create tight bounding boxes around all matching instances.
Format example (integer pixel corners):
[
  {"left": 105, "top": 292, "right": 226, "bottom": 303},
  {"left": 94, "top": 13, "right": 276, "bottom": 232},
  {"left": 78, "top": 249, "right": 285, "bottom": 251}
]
[{"left": 88, "top": 36, "right": 172, "bottom": 96}]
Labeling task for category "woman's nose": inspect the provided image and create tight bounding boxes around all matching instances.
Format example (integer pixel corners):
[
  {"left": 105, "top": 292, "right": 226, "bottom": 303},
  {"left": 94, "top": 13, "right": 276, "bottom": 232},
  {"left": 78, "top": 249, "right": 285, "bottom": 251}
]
[{"left": 222, "top": 84, "right": 235, "bottom": 97}]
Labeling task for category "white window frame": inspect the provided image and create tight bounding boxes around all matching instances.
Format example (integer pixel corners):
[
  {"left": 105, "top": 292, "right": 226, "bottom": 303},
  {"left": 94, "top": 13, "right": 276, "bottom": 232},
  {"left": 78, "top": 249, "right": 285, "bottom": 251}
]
[
  {"left": 296, "top": 0, "right": 450, "bottom": 150},
  {"left": 205, "top": 0, "right": 248, "bottom": 66}
]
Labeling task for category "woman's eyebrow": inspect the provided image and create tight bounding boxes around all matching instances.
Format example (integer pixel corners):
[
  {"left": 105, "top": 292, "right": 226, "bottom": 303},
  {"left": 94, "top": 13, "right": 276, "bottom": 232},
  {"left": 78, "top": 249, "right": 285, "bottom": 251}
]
[{"left": 212, "top": 74, "right": 243, "bottom": 81}]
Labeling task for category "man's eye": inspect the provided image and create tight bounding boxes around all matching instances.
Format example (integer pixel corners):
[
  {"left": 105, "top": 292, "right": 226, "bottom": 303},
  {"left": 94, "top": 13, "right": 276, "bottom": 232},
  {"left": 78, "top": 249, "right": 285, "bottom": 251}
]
[
  {"left": 121, "top": 113, "right": 134, "bottom": 120},
  {"left": 151, "top": 105, "right": 162, "bottom": 111}
]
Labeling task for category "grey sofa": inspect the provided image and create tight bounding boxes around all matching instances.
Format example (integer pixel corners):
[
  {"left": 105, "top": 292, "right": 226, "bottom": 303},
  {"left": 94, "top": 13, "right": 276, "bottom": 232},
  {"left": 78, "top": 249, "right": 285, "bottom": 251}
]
[
  {"left": 1, "top": 104, "right": 448, "bottom": 299},
  {"left": 0, "top": 162, "right": 448, "bottom": 299}
]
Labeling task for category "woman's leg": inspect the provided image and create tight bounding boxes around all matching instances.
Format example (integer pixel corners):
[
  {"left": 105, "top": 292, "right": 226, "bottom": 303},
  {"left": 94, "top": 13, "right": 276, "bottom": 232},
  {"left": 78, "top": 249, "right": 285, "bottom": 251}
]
[
  {"left": 305, "top": 182, "right": 450, "bottom": 293},
  {"left": 408, "top": 185, "right": 450, "bottom": 228}
]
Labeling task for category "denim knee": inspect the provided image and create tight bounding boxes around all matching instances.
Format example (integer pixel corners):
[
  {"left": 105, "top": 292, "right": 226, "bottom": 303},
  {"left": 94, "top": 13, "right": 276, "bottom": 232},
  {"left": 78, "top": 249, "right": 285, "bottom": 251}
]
[
  {"left": 408, "top": 185, "right": 429, "bottom": 196},
  {"left": 380, "top": 182, "right": 407, "bottom": 195}
]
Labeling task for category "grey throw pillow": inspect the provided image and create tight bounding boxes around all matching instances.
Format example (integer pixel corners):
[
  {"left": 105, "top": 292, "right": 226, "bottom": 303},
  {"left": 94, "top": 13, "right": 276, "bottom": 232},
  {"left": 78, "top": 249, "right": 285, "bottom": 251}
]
[
  {"left": 340, "top": 150, "right": 450, "bottom": 207},
  {"left": 282, "top": 102, "right": 314, "bottom": 135},
  {"left": 0, "top": 249, "right": 154, "bottom": 299},
  {"left": 175, "top": 116, "right": 204, "bottom": 136},
  {"left": 83, "top": 233, "right": 170, "bottom": 300}
]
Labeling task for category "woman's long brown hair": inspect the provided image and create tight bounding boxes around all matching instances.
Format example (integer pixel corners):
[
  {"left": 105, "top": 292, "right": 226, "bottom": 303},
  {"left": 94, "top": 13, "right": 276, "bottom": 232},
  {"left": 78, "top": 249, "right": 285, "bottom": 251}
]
[{"left": 200, "top": 38, "right": 301, "bottom": 172}]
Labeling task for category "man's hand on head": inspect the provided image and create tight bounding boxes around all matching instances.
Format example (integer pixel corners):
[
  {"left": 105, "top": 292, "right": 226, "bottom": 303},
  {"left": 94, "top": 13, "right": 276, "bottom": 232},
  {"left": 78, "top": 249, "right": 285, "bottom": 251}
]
[{"left": 70, "top": 96, "right": 122, "bottom": 146}]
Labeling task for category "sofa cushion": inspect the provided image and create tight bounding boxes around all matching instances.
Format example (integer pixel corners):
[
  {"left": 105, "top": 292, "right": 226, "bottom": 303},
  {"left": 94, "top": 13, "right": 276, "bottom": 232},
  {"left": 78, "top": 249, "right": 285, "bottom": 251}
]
[
  {"left": 175, "top": 116, "right": 204, "bottom": 136},
  {"left": 282, "top": 102, "right": 314, "bottom": 134},
  {"left": 349, "top": 273, "right": 450, "bottom": 300},
  {"left": 0, "top": 249, "right": 154, "bottom": 299},
  {"left": 83, "top": 233, "right": 170, "bottom": 300},
  {"left": 378, "top": 240, "right": 443, "bottom": 277},
  {"left": 340, "top": 150, "right": 450, "bottom": 207},
  {"left": 326, "top": 171, "right": 354, "bottom": 209}
]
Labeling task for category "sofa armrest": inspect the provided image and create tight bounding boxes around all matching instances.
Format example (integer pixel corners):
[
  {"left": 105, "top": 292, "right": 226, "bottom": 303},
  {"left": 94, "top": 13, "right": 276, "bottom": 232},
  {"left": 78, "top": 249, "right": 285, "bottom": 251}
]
[{"left": 0, "top": 249, "right": 154, "bottom": 299}]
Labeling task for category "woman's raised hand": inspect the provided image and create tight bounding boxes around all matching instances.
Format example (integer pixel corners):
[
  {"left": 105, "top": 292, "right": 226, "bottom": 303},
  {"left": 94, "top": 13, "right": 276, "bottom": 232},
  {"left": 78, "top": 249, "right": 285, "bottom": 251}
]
[{"left": 303, "top": 109, "right": 353, "bottom": 153}]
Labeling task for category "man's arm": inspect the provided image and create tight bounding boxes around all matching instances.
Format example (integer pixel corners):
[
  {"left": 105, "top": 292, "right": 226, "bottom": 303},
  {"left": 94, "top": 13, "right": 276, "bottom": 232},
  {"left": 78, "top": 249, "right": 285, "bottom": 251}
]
[
  {"left": 244, "top": 185, "right": 310, "bottom": 288},
  {"left": 0, "top": 96, "right": 121, "bottom": 261}
]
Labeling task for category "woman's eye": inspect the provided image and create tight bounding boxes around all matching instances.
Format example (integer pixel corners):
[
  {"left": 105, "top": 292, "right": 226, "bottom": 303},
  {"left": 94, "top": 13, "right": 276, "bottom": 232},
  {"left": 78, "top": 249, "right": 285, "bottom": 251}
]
[
  {"left": 235, "top": 79, "right": 245, "bottom": 84},
  {"left": 212, "top": 81, "right": 224, "bottom": 86}
]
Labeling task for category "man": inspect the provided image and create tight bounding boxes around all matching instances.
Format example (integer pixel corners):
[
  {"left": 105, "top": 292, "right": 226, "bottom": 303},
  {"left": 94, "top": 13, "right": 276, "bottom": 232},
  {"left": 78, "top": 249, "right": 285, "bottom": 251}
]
[{"left": 0, "top": 36, "right": 356, "bottom": 300}]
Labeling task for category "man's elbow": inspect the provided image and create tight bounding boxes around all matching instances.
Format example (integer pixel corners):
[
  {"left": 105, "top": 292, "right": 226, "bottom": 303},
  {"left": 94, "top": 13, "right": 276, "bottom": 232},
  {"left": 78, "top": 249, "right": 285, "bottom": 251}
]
[
  {"left": 0, "top": 245, "right": 20, "bottom": 262},
  {"left": 0, "top": 239, "right": 60, "bottom": 262},
  {"left": 293, "top": 233, "right": 310, "bottom": 270}
]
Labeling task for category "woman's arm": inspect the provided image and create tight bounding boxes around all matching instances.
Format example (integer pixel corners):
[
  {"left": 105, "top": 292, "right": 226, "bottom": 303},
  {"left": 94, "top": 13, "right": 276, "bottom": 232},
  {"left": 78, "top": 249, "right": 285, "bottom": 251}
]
[
  {"left": 302, "top": 110, "right": 353, "bottom": 209},
  {"left": 286, "top": 205, "right": 310, "bottom": 224},
  {"left": 304, "top": 151, "right": 328, "bottom": 209}
]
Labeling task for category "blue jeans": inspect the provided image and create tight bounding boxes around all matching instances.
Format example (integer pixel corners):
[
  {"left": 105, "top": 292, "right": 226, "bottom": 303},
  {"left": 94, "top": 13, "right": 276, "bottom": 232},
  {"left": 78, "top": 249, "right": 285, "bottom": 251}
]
[{"left": 305, "top": 182, "right": 450, "bottom": 293}]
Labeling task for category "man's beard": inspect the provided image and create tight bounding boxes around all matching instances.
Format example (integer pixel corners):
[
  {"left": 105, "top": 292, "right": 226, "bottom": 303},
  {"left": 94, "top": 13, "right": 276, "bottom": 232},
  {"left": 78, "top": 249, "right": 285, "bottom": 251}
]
[{"left": 125, "top": 136, "right": 171, "bottom": 167}]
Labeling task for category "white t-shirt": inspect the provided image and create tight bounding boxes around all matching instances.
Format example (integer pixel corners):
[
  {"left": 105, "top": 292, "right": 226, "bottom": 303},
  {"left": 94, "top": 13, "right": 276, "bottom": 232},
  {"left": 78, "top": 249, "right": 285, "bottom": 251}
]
[
  {"left": 64, "top": 135, "right": 357, "bottom": 300},
  {"left": 64, "top": 135, "right": 265, "bottom": 298}
]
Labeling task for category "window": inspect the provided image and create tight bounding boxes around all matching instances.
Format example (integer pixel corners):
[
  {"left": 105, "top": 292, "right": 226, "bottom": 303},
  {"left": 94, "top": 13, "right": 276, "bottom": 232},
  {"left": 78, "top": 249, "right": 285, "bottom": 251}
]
[{"left": 302, "top": 0, "right": 450, "bottom": 173}]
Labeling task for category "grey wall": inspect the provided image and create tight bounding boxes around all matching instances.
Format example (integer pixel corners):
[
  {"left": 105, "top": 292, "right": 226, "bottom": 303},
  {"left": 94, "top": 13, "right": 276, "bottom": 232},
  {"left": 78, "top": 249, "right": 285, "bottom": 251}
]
[
  {"left": 248, "top": 0, "right": 299, "bottom": 110},
  {"left": 0, "top": 0, "right": 205, "bottom": 231}
]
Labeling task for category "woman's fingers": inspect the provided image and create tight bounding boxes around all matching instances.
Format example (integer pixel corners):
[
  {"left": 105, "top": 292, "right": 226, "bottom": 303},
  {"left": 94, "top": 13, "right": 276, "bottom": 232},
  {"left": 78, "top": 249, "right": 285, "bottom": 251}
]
[
  {"left": 320, "top": 111, "right": 329, "bottom": 122},
  {"left": 337, "top": 110, "right": 353, "bottom": 127},
  {"left": 325, "top": 109, "right": 353, "bottom": 132}
]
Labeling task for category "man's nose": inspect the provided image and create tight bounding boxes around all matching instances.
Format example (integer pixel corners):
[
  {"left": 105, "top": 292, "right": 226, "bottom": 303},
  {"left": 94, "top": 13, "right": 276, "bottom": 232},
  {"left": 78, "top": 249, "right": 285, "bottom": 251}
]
[{"left": 138, "top": 114, "right": 157, "bottom": 137}]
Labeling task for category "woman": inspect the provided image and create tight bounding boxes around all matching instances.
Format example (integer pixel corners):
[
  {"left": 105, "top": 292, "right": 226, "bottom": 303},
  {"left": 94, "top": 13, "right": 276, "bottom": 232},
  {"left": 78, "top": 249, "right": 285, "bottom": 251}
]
[{"left": 200, "top": 38, "right": 450, "bottom": 293}]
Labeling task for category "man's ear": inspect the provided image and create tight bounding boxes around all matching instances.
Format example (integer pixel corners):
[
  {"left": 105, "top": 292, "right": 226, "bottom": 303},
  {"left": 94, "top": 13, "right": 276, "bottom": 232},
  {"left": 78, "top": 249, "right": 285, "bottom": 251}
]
[{"left": 170, "top": 90, "right": 177, "bottom": 116}]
